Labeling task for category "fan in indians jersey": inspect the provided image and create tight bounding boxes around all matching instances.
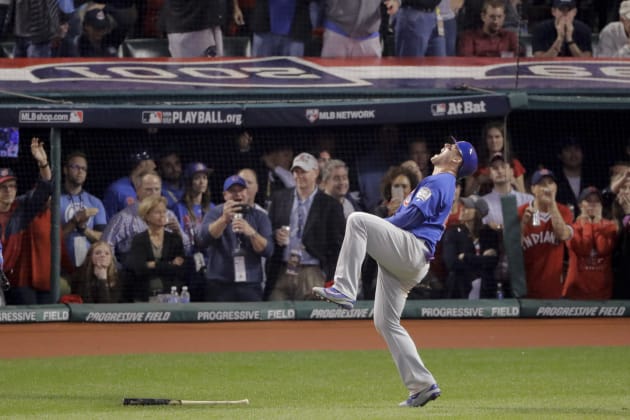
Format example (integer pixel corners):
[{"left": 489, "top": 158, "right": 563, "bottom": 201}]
[{"left": 518, "top": 169, "right": 573, "bottom": 299}]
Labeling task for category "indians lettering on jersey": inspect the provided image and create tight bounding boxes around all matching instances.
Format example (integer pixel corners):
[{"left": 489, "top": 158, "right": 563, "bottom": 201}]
[{"left": 517, "top": 202, "right": 574, "bottom": 299}]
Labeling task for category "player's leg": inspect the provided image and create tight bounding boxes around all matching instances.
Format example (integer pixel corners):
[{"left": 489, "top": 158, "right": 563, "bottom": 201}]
[{"left": 373, "top": 266, "right": 440, "bottom": 406}]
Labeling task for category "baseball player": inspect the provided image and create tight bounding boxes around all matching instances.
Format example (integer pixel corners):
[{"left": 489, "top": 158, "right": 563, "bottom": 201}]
[{"left": 313, "top": 138, "right": 478, "bottom": 408}]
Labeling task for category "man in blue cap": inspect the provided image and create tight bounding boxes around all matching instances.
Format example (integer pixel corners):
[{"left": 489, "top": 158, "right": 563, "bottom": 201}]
[
  {"left": 197, "top": 175, "right": 273, "bottom": 302},
  {"left": 313, "top": 138, "right": 477, "bottom": 409}
]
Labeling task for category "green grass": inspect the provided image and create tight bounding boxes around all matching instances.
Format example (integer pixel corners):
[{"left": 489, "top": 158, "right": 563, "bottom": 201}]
[{"left": 0, "top": 347, "right": 629, "bottom": 419}]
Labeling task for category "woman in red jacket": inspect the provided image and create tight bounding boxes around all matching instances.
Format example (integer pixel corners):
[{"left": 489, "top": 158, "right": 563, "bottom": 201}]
[{"left": 563, "top": 187, "right": 618, "bottom": 300}]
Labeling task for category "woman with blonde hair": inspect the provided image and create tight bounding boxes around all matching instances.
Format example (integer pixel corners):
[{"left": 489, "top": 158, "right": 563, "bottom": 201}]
[
  {"left": 126, "top": 195, "right": 185, "bottom": 301},
  {"left": 71, "top": 241, "right": 121, "bottom": 303}
]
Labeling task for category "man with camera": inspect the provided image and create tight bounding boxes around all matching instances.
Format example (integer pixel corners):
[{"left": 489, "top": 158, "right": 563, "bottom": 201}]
[{"left": 198, "top": 175, "right": 273, "bottom": 301}]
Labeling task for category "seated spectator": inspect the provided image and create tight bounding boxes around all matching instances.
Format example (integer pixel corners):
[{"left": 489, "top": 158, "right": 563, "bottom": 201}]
[
  {"left": 456, "top": 0, "right": 521, "bottom": 32},
  {"left": 406, "top": 137, "right": 432, "bottom": 180},
  {"left": 321, "top": 159, "right": 362, "bottom": 219},
  {"left": 531, "top": 0, "right": 592, "bottom": 58},
  {"left": 442, "top": 195, "right": 500, "bottom": 299},
  {"left": 320, "top": 0, "right": 382, "bottom": 58},
  {"left": 563, "top": 187, "right": 618, "bottom": 300},
  {"left": 518, "top": 169, "right": 573, "bottom": 299},
  {"left": 457, "top": 0, "right": 520, "bottom": 57},
  {"left": 198, "top": 175, "right": 273, "bottom": 301},
  {"left": 466, "top": 121, "right": 526, "bottom": 196},
  {"left": 125, "top": 196, "right": 186, "bottom": 302},
  {"left": 596, "top": 1, "right": 630, "bottom": 58},
  {"left": 103, "top": 149, "right": 156, "bottom": 221},
  {"left": 71, "top": 8, "right": 118, "bottom": 57},
  {"left": 71, "top": 241, "right": 121, "bottom": 303}
]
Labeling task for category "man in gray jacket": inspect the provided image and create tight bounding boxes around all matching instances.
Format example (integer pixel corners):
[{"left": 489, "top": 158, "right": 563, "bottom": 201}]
[{"left": 321, "top": 0, "right": 382, "bottom": 57}]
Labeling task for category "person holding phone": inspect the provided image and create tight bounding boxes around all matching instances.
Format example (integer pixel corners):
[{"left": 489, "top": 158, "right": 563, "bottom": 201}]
[{"left": 373, "top": 165, "right": 420, "bottom": 218}]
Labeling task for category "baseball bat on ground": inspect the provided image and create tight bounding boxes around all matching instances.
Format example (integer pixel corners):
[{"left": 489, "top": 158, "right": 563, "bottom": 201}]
[{"left": 123, "top": 398, "right": 250, "bottom": 406}]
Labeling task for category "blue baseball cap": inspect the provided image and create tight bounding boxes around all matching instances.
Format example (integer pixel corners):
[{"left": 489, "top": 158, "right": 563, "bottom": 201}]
[
  {"left": 450, "top": 137, "right": 478, "bottom": 178},
  {"left": 530, "top": 168, "right": 556, "bottom": 185},
  {"left": 223, "top": 175, "right": 247, "bottom": 192},
  {"left": 184, "top": 162, "right": 212, "bottom": 179}
]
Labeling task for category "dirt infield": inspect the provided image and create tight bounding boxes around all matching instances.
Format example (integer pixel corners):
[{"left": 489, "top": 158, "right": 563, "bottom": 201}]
[{"left": 1, "top": 318, "right": 629, "bottom": 359}]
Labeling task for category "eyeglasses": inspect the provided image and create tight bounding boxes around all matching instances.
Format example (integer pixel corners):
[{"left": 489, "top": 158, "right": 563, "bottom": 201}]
[{"left": 67, "top": 164, "right": 87, "bottom": 172}]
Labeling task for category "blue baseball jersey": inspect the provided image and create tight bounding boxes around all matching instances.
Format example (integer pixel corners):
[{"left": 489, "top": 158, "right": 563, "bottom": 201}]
[{"left": 385, "top": 173, "right": 456, "bottom": 257}]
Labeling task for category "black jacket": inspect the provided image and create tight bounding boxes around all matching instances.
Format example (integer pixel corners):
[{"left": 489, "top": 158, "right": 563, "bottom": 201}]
[{"left": 265, "top": 188, "right": 345, "bottom": 297}]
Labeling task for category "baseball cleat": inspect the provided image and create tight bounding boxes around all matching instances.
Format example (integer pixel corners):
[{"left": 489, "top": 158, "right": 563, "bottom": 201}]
[
  {"left": 398, "top": 384, "right": 441, "bottom": 408},
  {"left": 312, "top": 286, "right": 355, "bottom": 310}
]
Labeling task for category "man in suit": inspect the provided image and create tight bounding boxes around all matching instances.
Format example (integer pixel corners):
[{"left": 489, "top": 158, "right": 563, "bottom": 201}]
[{"left": 266, "top": 152, "right": 346, "bottom": 300}]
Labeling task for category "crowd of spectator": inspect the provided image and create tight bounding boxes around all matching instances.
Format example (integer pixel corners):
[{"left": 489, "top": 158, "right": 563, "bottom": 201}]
[
  {"left": 1, "top": 0, "right": 629, "bottom": 59},
  {"left": 0, "top": 120, "right": 629, "bottom": 305}
]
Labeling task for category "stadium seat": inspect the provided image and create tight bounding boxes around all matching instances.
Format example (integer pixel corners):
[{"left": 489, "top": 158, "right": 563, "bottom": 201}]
[
  {"left": 119, "top": 38, "right": 170, "bottom": 58},
  {"left": 223, "top": 36, "right": 251, "bottom": 57},
  {"left": 0, "top": 41, "right": 14, "bottom": 58}
]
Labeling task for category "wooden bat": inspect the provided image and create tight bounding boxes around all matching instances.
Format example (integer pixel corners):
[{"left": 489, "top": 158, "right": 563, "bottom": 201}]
[{"left": 122, "top": 398, "right": 250, "bottom": 406}]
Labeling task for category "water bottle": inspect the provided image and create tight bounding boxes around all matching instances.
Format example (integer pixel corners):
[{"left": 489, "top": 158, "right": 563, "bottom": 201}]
[
  {"left": 169, "top": 286, "right": 179, "bottom": 304},
  {"left": 180, "top": 286, "right": 190, "bottom": 304},
  {"left": 496, "top": 282, "right": 504, "bottom": 300}
]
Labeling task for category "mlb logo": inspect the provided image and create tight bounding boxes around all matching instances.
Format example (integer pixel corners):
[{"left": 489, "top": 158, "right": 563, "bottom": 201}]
[
  {"left": 431, "top": 103, "right": 446, "bottom": 116},
  {"left": 305, "top": 109, "right": 319, "bottom": 123},
  {"left": 69, "top": 111, "right": 83, "bottom": 123},
  {"left": 142, "top": 111, "right": 163, "bottom": 124}
]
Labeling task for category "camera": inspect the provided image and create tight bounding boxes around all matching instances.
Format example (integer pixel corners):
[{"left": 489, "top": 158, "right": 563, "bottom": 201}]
[{"left": 234, "top": 203, "right": 250, "bottom": 214}]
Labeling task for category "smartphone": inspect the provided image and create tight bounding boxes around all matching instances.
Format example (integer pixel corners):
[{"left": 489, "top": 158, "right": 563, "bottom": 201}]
[{"left": 391, "top": 185, "right": 404, "bottom": 201}]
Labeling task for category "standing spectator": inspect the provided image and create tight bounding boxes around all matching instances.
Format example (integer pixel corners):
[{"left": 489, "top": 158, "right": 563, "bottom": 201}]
[
  {"left": 102, "top": 149, "right": 155, "bottom": 220},
  {"left": 261, "top": 144, "right": 295, "bottom": 208},
  {"left": 60, "top": 150, "right": 107, "bottom": 268},
  {"left": 373, "top": 165, "right": 420, "bottom": 219},
  {"left": 94, "top": 0, "right": 138, "bottom": 50},
  {"left": 238, "top": 167, "right": 266, "bottom": 213},
  {"left": 250, "top": 0, "right": 312, "bottom": 57},
  {"left": 125, "top": 195, "right": 186, "bottom": 301},
  {"left": 321, "top": 159, "right": 362, "bottom": 219},
  {"left": 102, "top": 171, "right": 189, "bottom": 269},
  {"left": 563, "top": 187, "right": 618, "bottom": 300},
  {"left": 466, "top": 121, "right": 526, "bottom": 196},
  {"left": 355, "top": 124, "right": 404, "bottom": 212},
  {"left": 611, "top": 169, "right": 630, "bottom": 298},
  {"left": 518, "top": 169, "right": 573, "bottom": 299},
  {"left": 198, "top": 175, "right": 273, "bottom": 301},
  {"left": 384, "top": 0, "right": 445, "bottom": 57},
  {"left": 407, "top": 137, "right": 432, "bottom": 180},
  {"left": 457, "top": 0, "right": 520, "bottom": 57},
  {"left": 266, "top": 152, "right": 345, "bottom": 301},
  {"left": 482, "top": 153, "right": 533, "bottom": 230},
  {"left": 157, "top": 147, "right": 184, "bottom": 208},
  {"left": 172, "top": 162, "right": 213, "bottom": 300},
  {"left": 0, "top": 138, "right": 52, "bottom": 305},
  {"left": 320, "top": 0, "right": 382, "bottom": 58},
  {"left": 442, "top": 195, "right": 500, "bottom": 299},
  {"left": 439, "top": 0, "right": 458, "bottom": 56},
  {"left": 531, "top": 0, "right": 592, "bottom": 57},
  {"left": 554, "top": 137, "right": 602, "bottom": 219},
  {"left": 161, "top": 0, "right": 228, "bottom": 57},
  {"left": 8, "top": 0, "right": 63, "bottom": 58},
  {"left": 71, "top": 241, "right": 121, "bottom": 303},
  {"left": 596, "top": 1, "right": 630, "bottom": 57}
]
